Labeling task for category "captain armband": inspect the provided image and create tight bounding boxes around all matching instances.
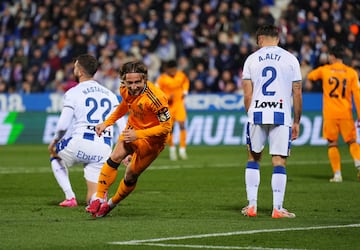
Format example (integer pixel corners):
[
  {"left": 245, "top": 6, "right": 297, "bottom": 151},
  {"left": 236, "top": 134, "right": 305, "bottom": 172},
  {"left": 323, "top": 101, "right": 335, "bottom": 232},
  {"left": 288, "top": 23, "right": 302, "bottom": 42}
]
[{"left": 157, "top": 107, "right": 171, "bottom": 122}]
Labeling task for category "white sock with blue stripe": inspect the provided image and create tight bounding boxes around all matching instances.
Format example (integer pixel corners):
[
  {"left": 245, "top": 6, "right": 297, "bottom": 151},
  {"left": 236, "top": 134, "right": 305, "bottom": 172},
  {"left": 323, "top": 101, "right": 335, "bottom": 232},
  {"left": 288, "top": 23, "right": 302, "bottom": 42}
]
[
  {"left": 272, "top": 165, "right": 287, "bottom": 210},
  {"left": 245, "top": 161, "right": 260, "bottom": 206}
]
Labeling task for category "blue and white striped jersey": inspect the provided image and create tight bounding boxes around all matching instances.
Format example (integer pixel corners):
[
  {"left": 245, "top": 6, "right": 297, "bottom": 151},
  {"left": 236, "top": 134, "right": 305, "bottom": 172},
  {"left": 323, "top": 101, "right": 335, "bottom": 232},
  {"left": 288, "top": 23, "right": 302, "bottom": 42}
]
[{"left": 242, "top": 46, "right": 301, "bottom": 126}]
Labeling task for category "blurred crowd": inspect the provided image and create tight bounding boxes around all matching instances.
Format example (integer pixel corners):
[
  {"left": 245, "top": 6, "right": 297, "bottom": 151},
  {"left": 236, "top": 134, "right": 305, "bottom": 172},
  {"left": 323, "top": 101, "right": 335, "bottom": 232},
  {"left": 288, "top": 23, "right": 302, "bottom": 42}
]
[{"left": 0, "top": 0, "right": 359, "bottom": 94}]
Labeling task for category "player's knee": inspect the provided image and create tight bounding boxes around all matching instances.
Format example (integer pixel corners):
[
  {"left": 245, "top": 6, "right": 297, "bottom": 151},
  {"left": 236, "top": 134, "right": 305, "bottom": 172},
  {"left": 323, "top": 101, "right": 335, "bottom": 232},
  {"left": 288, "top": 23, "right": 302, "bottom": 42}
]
[
  {"left": 124, "top": 171, "right": 138, "bottom": 185},
  {"left": 107, "top": 158, "right": 121, "bottom": 169},
  {"left": 124, "top": 177, "right": 137, "bottom": 186},
  {"left": 179, "top": 123, "right": 186, "bottom": 130},
  {"left": 272, "top": 155, "right": 286, "bottom": 166},
  {"left": 249, "top": 151, "right": 262, "bottom": 162}
]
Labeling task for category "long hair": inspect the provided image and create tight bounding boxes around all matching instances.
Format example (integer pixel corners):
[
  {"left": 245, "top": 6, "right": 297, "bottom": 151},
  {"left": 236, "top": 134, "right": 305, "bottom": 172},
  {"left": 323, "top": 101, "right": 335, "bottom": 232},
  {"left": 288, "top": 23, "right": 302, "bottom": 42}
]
[{"left": 119, "top": 61, "right": 148, "bottom": 81}]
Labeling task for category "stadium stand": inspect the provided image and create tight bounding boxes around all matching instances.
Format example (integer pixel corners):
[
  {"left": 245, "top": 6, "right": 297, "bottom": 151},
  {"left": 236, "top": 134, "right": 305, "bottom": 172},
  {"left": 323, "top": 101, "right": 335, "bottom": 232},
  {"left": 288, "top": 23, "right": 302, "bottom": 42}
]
[{"left": 0, "top": 0, "right": 359, "bottom": 94}]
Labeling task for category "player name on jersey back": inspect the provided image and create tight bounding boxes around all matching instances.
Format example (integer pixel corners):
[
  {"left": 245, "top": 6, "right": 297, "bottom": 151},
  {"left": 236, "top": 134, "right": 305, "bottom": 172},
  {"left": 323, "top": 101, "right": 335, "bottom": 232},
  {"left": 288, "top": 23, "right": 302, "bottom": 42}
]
[{"left": 258, "top": 53, "right": 281, "bottom": 62}]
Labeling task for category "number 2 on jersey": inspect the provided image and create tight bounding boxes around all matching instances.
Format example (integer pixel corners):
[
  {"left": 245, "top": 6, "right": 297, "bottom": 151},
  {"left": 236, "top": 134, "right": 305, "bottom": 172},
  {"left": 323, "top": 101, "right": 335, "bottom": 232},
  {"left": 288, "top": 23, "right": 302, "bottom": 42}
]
[
  {"left": 262, "top": 66, "right": 276, "bottom": 96},
  {"left": 85, "top": 97, "right": 112, "bottom": 123}
]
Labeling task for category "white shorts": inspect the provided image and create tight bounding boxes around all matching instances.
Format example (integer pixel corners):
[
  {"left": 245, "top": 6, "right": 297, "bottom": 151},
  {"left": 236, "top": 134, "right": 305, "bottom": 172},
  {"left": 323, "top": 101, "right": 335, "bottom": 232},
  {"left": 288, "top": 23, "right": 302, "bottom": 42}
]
[
  {"left": 56, "top": 134, "right": 112, "bottom": 183},
  {"left": 246, "top": 123, "right": 292, "bottom": 156}
]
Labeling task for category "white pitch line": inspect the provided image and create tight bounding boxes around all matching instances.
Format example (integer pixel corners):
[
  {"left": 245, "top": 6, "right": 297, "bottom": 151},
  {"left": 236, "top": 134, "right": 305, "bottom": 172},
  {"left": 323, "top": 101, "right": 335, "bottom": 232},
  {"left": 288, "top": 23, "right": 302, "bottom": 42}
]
[
  {"left": 109, "top": 223, "right": 360, "bottom": 246},
  {"left": 0, "top": 159, "right": 350, "bottom": 175},
  {"left": 138, "top": 242, "right": 306, "bottom": 250}
]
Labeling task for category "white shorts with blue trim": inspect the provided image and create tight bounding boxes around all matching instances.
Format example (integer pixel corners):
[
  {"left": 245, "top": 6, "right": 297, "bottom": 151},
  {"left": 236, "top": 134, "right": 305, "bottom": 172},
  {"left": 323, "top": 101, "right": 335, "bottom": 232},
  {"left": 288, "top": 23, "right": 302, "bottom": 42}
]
[
  {"left": 246, "top": 123, "right": 292, "bottom": 157},
  {"left": 56, "top": 133, "right": 112, "bottom": 183}
]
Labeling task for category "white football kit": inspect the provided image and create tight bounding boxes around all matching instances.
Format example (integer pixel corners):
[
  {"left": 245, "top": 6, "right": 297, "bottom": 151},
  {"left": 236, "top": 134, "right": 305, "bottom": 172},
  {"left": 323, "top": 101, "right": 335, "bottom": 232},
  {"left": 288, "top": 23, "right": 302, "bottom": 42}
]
[
  {"left": 54, "top": 80, "right": 125, "bottom": 182},
  {"left": 242, "top": 46, "right": 301, "bottom": 156}
]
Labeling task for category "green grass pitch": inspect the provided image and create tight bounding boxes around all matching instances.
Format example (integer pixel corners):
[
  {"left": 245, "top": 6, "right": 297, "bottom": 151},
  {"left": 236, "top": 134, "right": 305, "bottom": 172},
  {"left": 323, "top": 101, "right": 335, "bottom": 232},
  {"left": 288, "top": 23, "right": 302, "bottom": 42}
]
[{"left": 0, "top": 144, "right": 359, "bottom": 249}]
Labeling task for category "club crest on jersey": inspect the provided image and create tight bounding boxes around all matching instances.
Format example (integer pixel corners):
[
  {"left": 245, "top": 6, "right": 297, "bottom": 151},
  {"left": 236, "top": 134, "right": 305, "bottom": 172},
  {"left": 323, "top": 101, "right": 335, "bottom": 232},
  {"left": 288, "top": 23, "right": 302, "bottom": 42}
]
[{"left": 254, "top": 99, "right": 283, "bottom": 109}]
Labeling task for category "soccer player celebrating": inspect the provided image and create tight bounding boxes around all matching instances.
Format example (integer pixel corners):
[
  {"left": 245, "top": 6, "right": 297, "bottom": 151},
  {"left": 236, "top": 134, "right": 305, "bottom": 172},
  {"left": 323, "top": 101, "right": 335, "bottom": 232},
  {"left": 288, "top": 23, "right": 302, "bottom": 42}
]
[
  {"left": 156, "top": 60, "right": 190, "bottom": 160},
  {"left": 241, "top": 24, "right": 302, "bottom": 218},
  {"left": 48, "top": 54, "right": 124, "bottom": 207},
  {"left": 306, "top": 45, "right": 360, "bottom": 182},
  {"left": 86, "top": 61, "right": 172, "bottom": 217}
]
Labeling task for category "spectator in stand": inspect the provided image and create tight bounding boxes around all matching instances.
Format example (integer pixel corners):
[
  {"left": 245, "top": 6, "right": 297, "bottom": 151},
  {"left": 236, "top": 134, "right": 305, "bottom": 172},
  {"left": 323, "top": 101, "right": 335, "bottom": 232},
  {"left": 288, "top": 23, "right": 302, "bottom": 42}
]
[
  {"left": 10, "top": 62, "right": 24, "bottom": 92},
  {"left": 145, "top": 9, "right": 163, "bottom": 49},
  {"left": 194, "top": 62, "right": 207, "bottom": 85},
  {"left": 20, "top": 71, "right": 36, "bottom": 94},
  {"left": 229, "top": 1, "right": 242, "bottom": 24},
  {"left": 12, "top": 48, "right": 28, "bottom": 70},
  {"left": 191, "top": 79, "right": 206, "bottom": 94},
  {"left": 1, "top": 39, "right": 16, "bottom": 63},
  {"left": 258, "top": 5, "right": 275, "bottom": 26},
  {"left": 47, "top": 48, "right": 62, "bottom": 72},
  {"left": 28, "top": 48, "right": 43, "bottom": 73},
  {"left": 319, "top": 10, "right": 334, "bottom": 37},
  {"left": 177, "top": 55, "right": 191, "bottom": 76},
  {"left": 0, "top": 6, "right": 16, "bottom": 39},
  {"left": 217, "top": 48, "right": 236, "bottom": 73},
  {"left": 155, "top": 33, "right": 176, "bottom": 62},
  {"left": 235, "top": 43, "right": 251, "bottom": 72},
  {"left": 300, "top": 42, "right": 316, "bottom": 67},
  {"left": 1, "top": 60, "right": 12, "bottom": 87},
  {"left": 179, "top": 24, "right": 196, "bottom": 57},
  {"left": 36, "top": 60, "right": 54, "bottom": 92},
  {"left": 19, "top": 38, "right": 31, "bottom": 58},
  {"left": 72, "top": 34, "right": 88, "bottom": 57},
  {"left": 218, "top": 69, "right": 237, "bottom": 93},
  {"left": 239, "top": 6, "right": 258, "bottom": 36},
  {"left": 205, "top": 68, "right": 220, "bottom": 93},
  {"left": 346, "top": 30, "right": 360, "bottom": 55},
  {"left": 188, "top": 68, "right": 199, "bottom": 93},
  {"left": 0, "top": 76, "right": 7, "bottom": 93},
  {"left": 60, "top": 71, "right": 78, "bottom": 93},
  {"left": 140, "top": 44, "right": 161, "bottom": 83}
]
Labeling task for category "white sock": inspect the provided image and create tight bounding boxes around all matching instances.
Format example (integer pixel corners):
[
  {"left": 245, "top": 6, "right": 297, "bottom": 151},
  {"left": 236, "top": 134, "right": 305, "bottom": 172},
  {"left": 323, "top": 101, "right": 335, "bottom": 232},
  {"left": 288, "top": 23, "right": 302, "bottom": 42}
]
[
  {"left": 179, "top": 147, "right": 186, "bottom": 154},
  {"left": 354, "top": 159, "right": 360, "bottom": 168},
  {"left": 108, "top": 198, "right": 116, "bottom": 208},
  {"left": 51, "top": 159, "right": 75, "bottom": 200},
  {"left": 245, "top": 168, "right": 260, "bottom": 207},
  {"left": 272, "top": 171, "right": 287, "bottom": 210},
  {"left": 88, "top": 192, "right": 105, "bottom": 204},
  {"left": 334, "top": 171, "right": 342, "bottom": 177}
]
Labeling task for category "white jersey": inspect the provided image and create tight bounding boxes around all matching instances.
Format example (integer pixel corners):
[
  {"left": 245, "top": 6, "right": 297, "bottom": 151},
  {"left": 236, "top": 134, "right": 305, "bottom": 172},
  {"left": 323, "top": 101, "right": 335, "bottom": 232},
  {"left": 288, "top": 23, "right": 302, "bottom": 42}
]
[
  {"left": 242, "top": 46, "right": 301, "bottom": 126},
  {"left": 59, "top": 80, "right": 119, "bottom": 139},
  {"left": 54, "top": 80, "right": 123, "bottom": 182}
]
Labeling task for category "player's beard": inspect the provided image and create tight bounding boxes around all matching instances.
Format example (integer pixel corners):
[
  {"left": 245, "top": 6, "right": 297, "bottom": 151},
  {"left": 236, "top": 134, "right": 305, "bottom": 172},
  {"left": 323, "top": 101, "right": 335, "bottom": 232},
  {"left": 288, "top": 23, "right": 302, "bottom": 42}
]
[{"left": 74, "top": 74, "right": 80, "bottom": 82}]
